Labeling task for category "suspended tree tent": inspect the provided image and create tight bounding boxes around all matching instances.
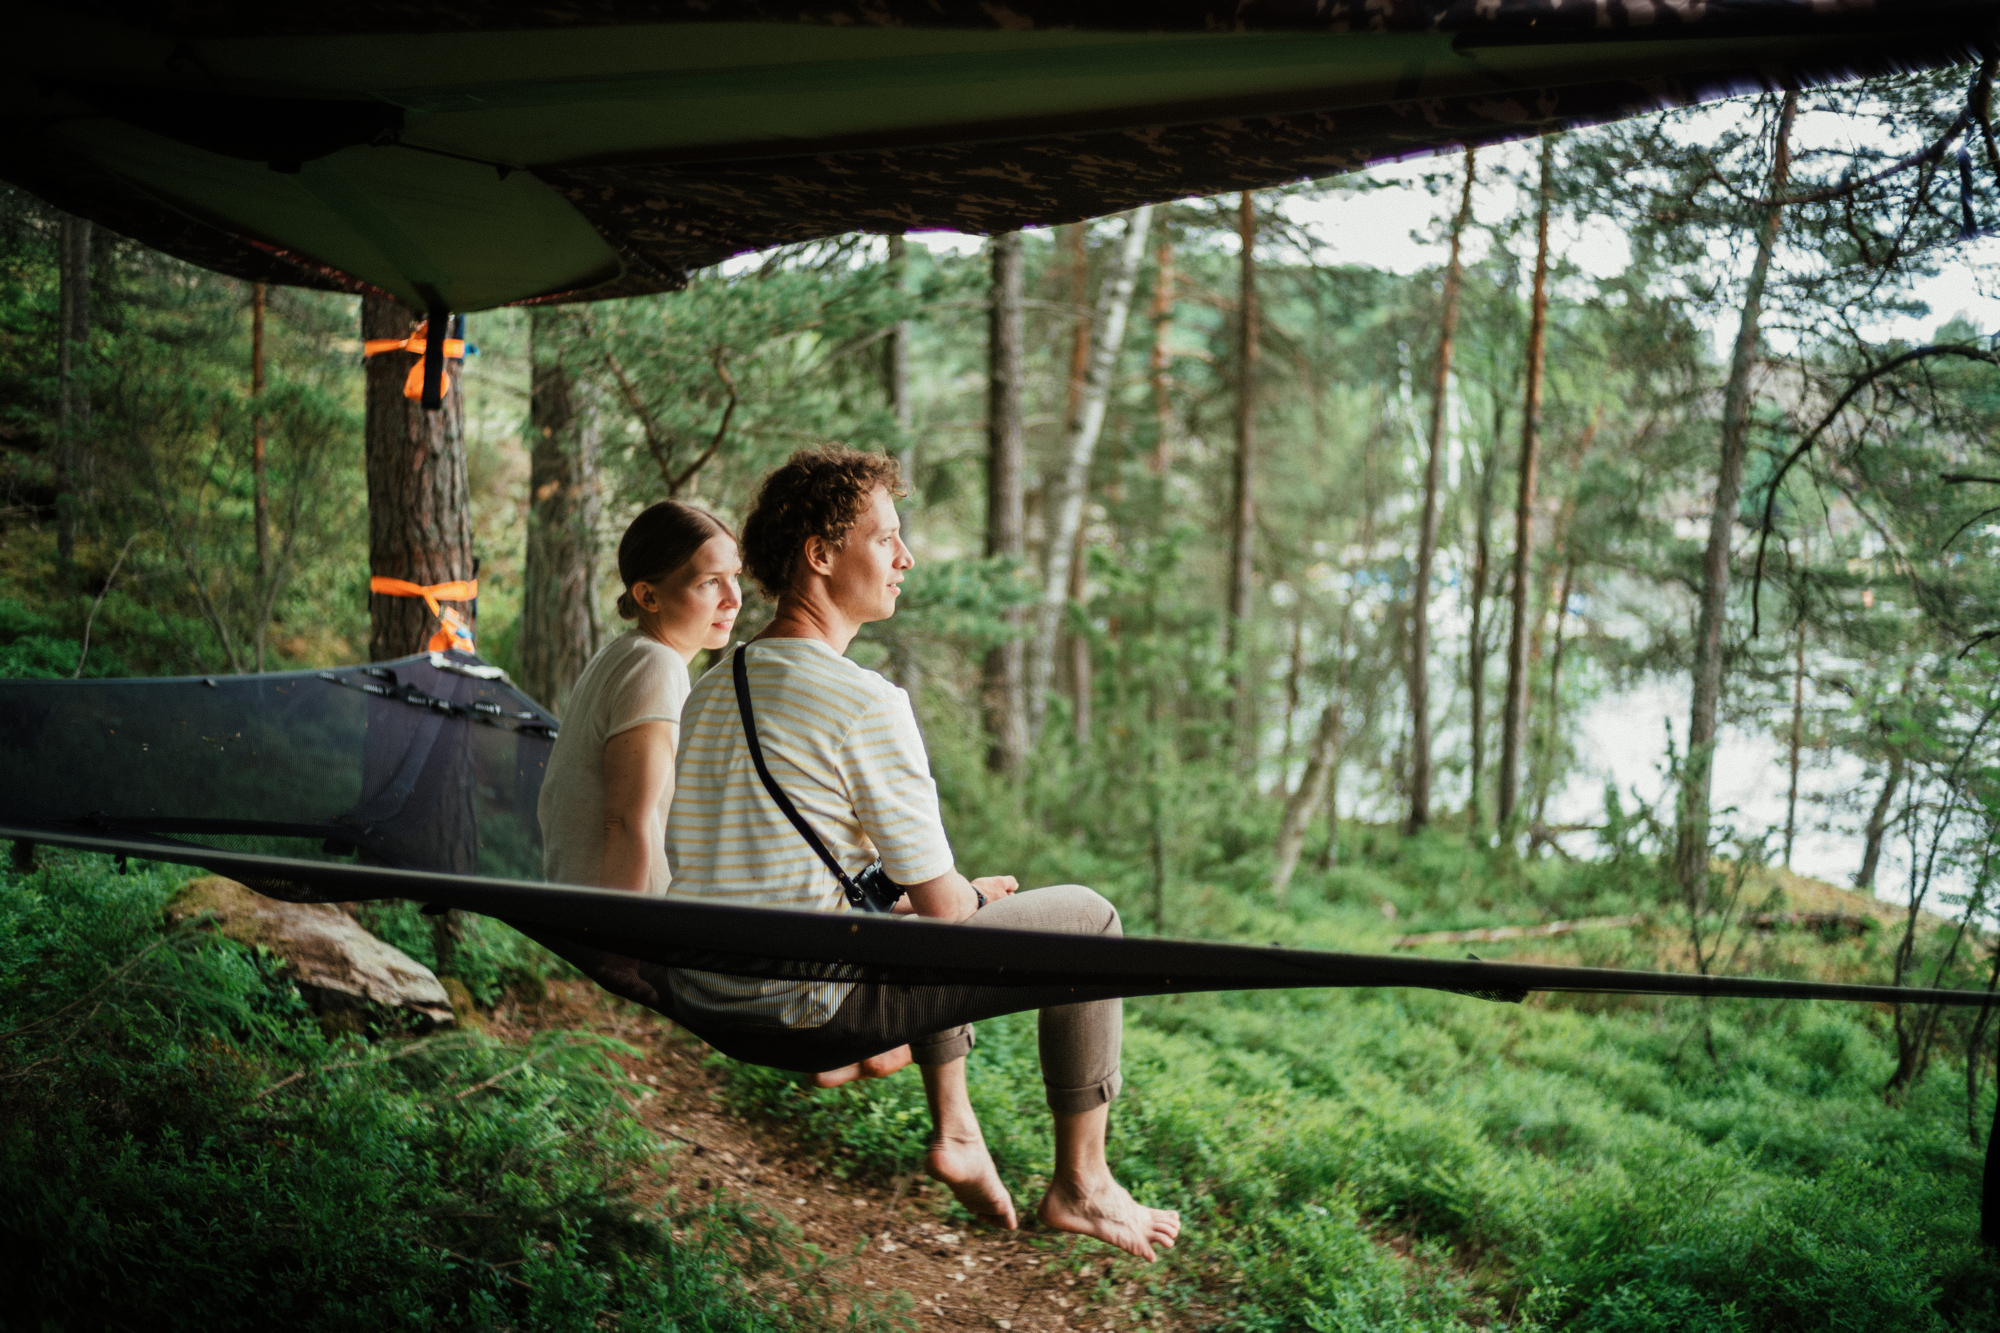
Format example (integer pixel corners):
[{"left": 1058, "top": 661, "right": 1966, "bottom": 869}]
[
  {"left": 7, "top": 0, "right": 2000, "bottom": 1230},
  {"left": 5, "top": 2, "right": 1995, "bottom": 316}
]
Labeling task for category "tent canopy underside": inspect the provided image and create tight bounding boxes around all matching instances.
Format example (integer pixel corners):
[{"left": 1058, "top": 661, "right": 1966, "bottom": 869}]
[{"left": 3, "top": 2, "right": 1993, "bottom": 309}]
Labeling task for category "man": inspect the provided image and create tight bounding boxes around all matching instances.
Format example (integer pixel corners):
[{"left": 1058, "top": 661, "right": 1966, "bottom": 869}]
[{"left": 666, "top": 445, "right": 1180, "bottom": 1261}]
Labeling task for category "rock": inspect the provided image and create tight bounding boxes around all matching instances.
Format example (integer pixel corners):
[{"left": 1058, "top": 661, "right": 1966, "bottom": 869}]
[{"left": 167, "top": 876, "right": 454, "bottom": 1031}]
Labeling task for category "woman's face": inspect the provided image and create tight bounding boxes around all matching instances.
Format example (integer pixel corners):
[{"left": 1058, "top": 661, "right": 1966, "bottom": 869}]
[{"left": 632, "top": 534, "right": 743, "bottom": 658}]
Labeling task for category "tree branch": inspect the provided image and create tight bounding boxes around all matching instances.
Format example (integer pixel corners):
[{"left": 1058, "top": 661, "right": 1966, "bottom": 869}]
[{"left": 1751, "top": 344, "right": 2000, "bottom": 635}]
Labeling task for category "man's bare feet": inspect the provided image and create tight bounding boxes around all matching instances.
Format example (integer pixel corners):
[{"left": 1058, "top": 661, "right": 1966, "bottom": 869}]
[
  {"left": 1037, "top": 1171, "right": 1182, "bottom": 1262},
  {"left": 925, "top": 1132, "right": 1019, "bottom": 1230},
  {"left": 810, "top": 1044, "right": 914, "bottom": 1089}
]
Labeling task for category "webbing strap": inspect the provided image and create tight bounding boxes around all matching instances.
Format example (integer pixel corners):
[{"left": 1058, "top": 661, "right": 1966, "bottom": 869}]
[
  {"left": 732, "top": 644, "right": 868, "bottom": 910},
  {"left": 370, "top": 577, "right": 478, "bottom": 654}
]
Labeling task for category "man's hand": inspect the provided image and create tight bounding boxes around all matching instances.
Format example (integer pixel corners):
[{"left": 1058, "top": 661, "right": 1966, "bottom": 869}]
[{"left": 971, "top": 875, "right": 1018, "bottom": 906}]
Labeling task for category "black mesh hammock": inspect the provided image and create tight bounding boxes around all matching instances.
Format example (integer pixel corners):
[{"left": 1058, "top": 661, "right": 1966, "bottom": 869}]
[{"left": 4, "top": 654, "right": 1999, "bottom": 1237}]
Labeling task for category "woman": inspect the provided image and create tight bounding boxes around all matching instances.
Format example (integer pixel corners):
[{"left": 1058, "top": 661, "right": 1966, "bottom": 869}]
[{"left": 538, "top": 501, "right": 742, "bottom": 894}]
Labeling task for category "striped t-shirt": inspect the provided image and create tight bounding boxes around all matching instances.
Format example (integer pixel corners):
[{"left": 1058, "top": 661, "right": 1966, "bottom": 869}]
[{"left": 664, "top": 637, "right": 955, "bottom": 1027}]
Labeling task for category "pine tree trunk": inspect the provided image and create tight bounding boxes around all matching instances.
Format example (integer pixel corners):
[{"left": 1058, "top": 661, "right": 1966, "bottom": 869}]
[
  {"left": 1498, "top": 137, "right": 1557, "bottom": 837},
  {"left": 1273, "top": 432, "right": 1375, "bottom": 897},
  {"left": 1027, "top": 207, "right": 1151, "bottom": 740},
  {"left": 251, "top": 282, "right": 270, "bottom": 584},
  {"left": 1227, "top": 193, "right": 1260, "bottom": 717},
  {"left": 886, "top": 234, "right": 915, "bottom": 502},
  {"left": 1857, "top": 751, "right": 1904, "bottom": 892},
  {"left": 1674, "top": 92, "right": 1797, "bottom": 901},
  {"left": 1784, "top": 619, "right": 1806, "bottom": 867},
  {"left": 1406, "top": 147, "right": 1476, "bottom": 836},
  {"left": 982, "top": 233, "right": 1028, "bottom": 775},
  {"left": 55, "top": 214, "right": 92, "bottom": 566},
  {"left": 362, "top": 295, "right": 472, "bottom": 662},
  {"left": 522, "top": 307, "right": 601, "bottom": 716},
  {"left": 1529, "top": 556, "right": 1577, "bottom": 840},
  {"left": 1148, "top": 237, "right": 1176, "bottom": 475},
  {"left": 1466, "top": 402, "right": 1504, "bottom": 838}
]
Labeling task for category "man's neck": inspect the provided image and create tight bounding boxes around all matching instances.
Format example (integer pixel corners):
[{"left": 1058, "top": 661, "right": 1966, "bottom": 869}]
[{"left": 755, "top": 589, "right": 859, "bottom": 655}]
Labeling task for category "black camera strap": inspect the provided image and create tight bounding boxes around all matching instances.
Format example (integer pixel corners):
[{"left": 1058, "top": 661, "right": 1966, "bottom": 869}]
[{"left": 733, "top": 643, "right": 870, "bottom": 910}]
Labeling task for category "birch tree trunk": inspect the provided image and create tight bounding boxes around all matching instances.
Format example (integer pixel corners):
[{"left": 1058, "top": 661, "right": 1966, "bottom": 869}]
[
  {"left": 56, "top": 214, "right": 92, "bottom": 567},
  {"left": 1406, "top": 147, "right": 1477, "bottom": 835},
  {"left": 1026, "top": 206, "right": 1152, "bottom": 740},
  {"left": 1227, "top": 193, "right": 1259, "bottom": 715},
  {"left": 522, "top": 308, "right": 601, "bottom": 716},
  {"left": 1784, "top": 619, "right": 1806, "bottom": 867},
  {"left": 982, "top": 232, "right": 1028, "bottom": 775},
  {"left": 1673, "top": 92, "right": 1797, "bottom": 901},
  {"left": 1466, "top": 398, "right": 1505, "bottom": 838},
  {"left": 362, "top": 295, "right": 473, "bottom": 662},
  {"left": 1498, "top": 136, "right": 1557, "bottom": 837}
]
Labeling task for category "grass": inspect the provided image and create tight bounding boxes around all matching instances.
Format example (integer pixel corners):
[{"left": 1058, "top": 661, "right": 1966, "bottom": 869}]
[
  {"left": 0, "top": 852, "right": 885, "bottom": 1333},
  {"left": 710, "top": 753, "right": 2000, "bottom": 1332}
]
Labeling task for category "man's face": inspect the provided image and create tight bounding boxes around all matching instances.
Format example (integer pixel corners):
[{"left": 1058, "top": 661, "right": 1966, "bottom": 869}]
[{"left": 820, "top": 486, "right": 912, "bottom": 625}]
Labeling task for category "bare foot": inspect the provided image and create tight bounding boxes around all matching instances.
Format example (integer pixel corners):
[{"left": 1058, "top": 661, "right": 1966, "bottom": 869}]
[
  {"left": 926, "top": 1132, "right": 1019, "bottom": 1230},
  {"left": 810, "top": 1045, "right": 914, "bottom": 1089},
  {"left": 1037, "top": 1172, "right": 1181, "bottom": 1262}
]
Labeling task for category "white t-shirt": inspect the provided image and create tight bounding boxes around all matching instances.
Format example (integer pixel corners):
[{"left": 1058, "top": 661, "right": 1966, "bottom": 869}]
[
  {"left": 538, "top": 630, "right": 690, "bottom": 895},
  {"left": 665, "top": 637, "right": 956, "bottom": 1027}
]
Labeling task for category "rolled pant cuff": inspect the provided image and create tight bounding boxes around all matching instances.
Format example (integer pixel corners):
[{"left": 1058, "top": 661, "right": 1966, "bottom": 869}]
[
  {"left": 1045, "top": 1069, "right": 1121, "bottom": 1115},
  {"left": 913, "top": 1024, "right": 975, "bottom": 1065}
]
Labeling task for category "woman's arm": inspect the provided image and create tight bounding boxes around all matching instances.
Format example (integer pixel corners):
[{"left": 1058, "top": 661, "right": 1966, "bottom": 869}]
[{"left": 599, "top": 720, "right": 676, "bottom": 892}]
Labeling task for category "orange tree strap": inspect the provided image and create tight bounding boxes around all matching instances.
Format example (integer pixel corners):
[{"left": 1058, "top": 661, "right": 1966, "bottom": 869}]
[{"left": 369, "top": 577, "right": 479, "bottom": 652}]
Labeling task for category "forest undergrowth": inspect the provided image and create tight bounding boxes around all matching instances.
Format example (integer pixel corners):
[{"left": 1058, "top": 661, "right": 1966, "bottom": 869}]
[
  {"left": 718, "top": 717, "right": 2000, "bottom": 1333},
  {"left": 0, "top": 854, "right": 901, "bottom": 1333}
]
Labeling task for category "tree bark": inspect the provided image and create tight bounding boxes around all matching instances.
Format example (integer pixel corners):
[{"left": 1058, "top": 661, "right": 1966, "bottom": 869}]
[
  {"left": 1273, "top": 429, "right": 1377, "bottom": 897},
  {"left": 56, "top": 214, "right": 93, "bottom": 566},
  {"left": 1498, "top": 137, "right": 1557, "bottom": 837},
  {"left": 1061, "top": 223, "right": 1093, "bottom": 744},
  {"left": 1466, "top": 398, "right": 1505, "bottom": 838},
  {"left": 1227, "top": 193, "right": 1260, "bottom": 713},
  {"left": 1673, "top": 92, "right": 1797, "bottom": 900},
  {"left": 982, "top": 233, "right": 1028, "bottom": 775},
  {"left": 1784, "top": 618, "right": 1806, "bottom": 867},
  {"left": 1406, "top": 147, "right": 1477, "bottom": 836},
  {"left": 1529, "top": 555, "right": 1577, "bottom": 841},
  {"left": 1857, "top": 750, "right": 1904, "bottom": 892},
  {"left": 1148, "top": 236, "right": 1176, "bottom": 475},
  {"left": 521, "top": 307, "right": 601, "bottom": 716},
  {"left": 1027, "top": 206, "right": 1152, "bottom": 740},
  {"left": 251, "top": 282, "right": 270, "bottom": 584},
  {"left": 362, "top": 295, "right": 473, "bottom": 662},
  {"left": 886, "top": 234, "right": 916, "bottom": 503}
]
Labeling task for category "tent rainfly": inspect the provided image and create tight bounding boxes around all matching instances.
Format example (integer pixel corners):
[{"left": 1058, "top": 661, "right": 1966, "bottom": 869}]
[{"left": 3, "top": 1, "right": 1995, "bottom": 315}]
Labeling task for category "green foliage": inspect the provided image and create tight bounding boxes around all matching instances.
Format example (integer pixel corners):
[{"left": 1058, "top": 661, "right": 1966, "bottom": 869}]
[
  {"left": 0, "top": 855, "right": 842, "bottom": 1332},
  {"left": 715, "top": 815, "right": 2000, "bottom": 1332}
]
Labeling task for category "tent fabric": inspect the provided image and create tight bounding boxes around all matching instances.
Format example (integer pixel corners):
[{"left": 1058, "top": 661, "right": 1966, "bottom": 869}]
[
  {"left": 0, "top": 652, "right": 556, "bottom": 880},
  {"left": 4, "top": 2, "right": 1993, "bottom": 310}
]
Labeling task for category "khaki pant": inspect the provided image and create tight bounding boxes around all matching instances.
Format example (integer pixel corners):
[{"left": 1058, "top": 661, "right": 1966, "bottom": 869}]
[{"left": 685, "top": 885, "right": 1125, "bottom": 1114}]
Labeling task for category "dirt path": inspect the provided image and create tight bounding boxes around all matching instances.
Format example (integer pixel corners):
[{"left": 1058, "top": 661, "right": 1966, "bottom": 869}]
[{"left": 491, "top": 980, "right": 1207, "bottom": 1332}]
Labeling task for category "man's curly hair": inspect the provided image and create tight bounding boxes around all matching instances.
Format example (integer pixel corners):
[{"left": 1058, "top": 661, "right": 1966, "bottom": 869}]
[{"left": 740, "top": 445, "right": 905, "bottom": 599}]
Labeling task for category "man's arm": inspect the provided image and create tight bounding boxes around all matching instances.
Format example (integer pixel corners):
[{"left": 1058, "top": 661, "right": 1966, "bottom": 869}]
[
  {"left": 900, "top": 871, "right": 1018, "bottom": 922},
  {"left": 599, "top": 720, "right": 676, "bottom": 892}
]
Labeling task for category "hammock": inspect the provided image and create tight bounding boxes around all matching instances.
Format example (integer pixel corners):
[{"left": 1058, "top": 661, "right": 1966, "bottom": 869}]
[{"left": 2, "top": 656, "right": 1998, "bottom": 1239}]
